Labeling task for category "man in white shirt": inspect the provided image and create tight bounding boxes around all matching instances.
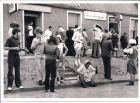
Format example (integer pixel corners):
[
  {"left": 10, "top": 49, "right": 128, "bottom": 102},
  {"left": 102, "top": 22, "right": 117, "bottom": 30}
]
[
  {"left": 44, "top": 26, "right": 53, "bottom": 43},
  {"left": 91, "top": 24, "right": 103, "bottom": 58},
  {"left": 77, "top": 60, "right": 97, "bottom": 88}
]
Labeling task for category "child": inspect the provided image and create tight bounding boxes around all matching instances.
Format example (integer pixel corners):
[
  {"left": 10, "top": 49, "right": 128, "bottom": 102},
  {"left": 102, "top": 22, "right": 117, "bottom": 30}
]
[
  {"left": 56, "top": 35, "right": 68, "bottom": 84},
  {"left": 77, "top": 60, "right": 97, "bottom": 88},
  {"left": 31, "top": 27, "right": 45, "bottom": 86},
  {"left": 123, "top": 39, "right": 138, "bottom": 86}
]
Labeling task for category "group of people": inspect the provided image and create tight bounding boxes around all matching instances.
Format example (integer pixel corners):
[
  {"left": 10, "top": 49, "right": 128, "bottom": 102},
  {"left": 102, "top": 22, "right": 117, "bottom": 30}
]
[{"left": 5, "top": 22, "right": 138, "bottom": 93}]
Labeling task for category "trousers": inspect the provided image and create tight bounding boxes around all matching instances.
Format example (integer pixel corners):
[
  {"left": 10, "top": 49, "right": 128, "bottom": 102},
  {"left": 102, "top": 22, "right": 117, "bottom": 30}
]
[
  {"left": 102, "top": 56, "right": 111, "bottom": 78},
  {"left": 7, "top": 54, "right": 21, "bottom": 87},
  {"left": 45, "top": 60, "right": 56, "bottom": 91}
]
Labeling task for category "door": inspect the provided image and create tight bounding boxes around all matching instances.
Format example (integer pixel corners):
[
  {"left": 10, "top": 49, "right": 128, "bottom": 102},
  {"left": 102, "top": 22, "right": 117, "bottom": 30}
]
[{"left": 68, "top": 12, "right": 81, "bottom": 28}]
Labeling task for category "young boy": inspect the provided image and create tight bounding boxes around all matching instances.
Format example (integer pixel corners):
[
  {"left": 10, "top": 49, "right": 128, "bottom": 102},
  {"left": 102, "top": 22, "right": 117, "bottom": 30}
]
[
  {"left": 5, "top": 28, "right": 24, "bottom": 91},
  {"left": 56, "top": 35, "right": 68, "bottom": 84},
  {"left": 77, "top": 60, "right": 97, "bottom": 88},
  {"left": 123, "top": 39, "right": 138, "bottom": 86},
  {"left": 31, "top": 27, "right": 45, "bottom": 86}
]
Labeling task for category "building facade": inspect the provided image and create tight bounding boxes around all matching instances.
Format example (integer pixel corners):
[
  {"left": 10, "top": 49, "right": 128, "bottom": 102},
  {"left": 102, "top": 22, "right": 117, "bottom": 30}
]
[{"left": 3, "top": 3, "right": 138, "bottom": 48}]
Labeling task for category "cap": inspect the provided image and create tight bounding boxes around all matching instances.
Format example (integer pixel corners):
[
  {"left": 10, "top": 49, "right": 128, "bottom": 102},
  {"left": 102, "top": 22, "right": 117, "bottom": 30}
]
[{"left": 56, "top": 35, "right": 62, "bottom": 41}]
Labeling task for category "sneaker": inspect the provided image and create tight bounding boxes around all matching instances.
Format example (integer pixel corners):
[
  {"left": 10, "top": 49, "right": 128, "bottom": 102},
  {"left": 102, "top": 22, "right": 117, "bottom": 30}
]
[
  {"left": 7, "top": 87, "right": 12, "bottom": 91},
  {"left": 19, "top": 85, "right": 24, "bottom": 89}
]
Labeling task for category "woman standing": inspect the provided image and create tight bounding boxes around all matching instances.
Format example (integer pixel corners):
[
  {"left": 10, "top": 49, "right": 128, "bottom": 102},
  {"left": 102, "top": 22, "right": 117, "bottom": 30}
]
[{"left": 72, "top": 26, "right": 83, "bottom": 66}]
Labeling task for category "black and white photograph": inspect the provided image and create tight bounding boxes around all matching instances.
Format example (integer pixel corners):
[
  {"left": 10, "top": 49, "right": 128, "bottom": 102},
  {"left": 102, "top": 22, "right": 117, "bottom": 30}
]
[{"left": 0, "top": 0, "right": 140, "bottom": 102}]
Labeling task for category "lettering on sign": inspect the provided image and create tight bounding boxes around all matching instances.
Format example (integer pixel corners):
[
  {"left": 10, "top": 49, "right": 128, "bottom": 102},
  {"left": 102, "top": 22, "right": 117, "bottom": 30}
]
[{"left": 84, "top": 11, "right": 107, "bottom": 20}]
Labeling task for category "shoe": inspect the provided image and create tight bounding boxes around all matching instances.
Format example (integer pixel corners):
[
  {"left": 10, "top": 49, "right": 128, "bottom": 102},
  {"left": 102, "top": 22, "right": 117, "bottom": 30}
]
[
  {"left": 90, "top": 83, "right": 97, "bottom": 87},
  {"left": 57, "top": 80, "right": 61, "bottom": 85},
  {"left": 83, "top": 85, "right": 87, "bottom": 88},
  {"left": 60, "top": 79, "right": 66, "bottom": 84},
  {"left": 38, "top": 80, "right": 43, "bottom": 86},
  {"left": 128, "top": 82, "right": 134, "bottom": 86},
  {"left": 7, "top": 87, "right": 12, "bottom": 91},
  {"left": 43, "top": 81, "right": 45, "bottom": 85},
  {"left": 19, "top": 86, "right": 24, "bottom": 89},
  {"left": 50, "top": 90, "right": 59, "bottom": 93},
  {"left": 16, "top": 85, "right": 24, "bottom": 89},
  {"left": 45, "top": 89, "right": 49, "bottom": 92},
  {"left": 75, "top": 60, "right": 78, "bottom": 66},
  {"left": 106, "top": 78, "right": 112, "bottom": 80}
]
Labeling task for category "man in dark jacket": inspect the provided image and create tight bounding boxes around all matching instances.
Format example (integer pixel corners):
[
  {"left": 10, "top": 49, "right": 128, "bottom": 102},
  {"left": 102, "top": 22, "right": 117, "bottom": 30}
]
[
  {"left": 101, "top": 35, "right": 116, "bottom": 80},
  {"left": 44, "top": 36, "right": 59, "bottom": 93}
]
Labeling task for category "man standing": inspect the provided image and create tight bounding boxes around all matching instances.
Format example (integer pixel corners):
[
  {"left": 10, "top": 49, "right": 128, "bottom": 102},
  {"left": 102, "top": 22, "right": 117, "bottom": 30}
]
[
  {"left": 44, "top": 26, "right": 53, "bottom": 43},
  {"left": 101, "top": 35, "right": 116, "bottom": 80},
  {"left": 91, "top": 24, "right": 102, "bottom": 58},
  {"left": 5, "top": 28, "right": 24, "bottom": 91},
  {"left": 120, "top": 32, "right": 128, "bottom": 49}
]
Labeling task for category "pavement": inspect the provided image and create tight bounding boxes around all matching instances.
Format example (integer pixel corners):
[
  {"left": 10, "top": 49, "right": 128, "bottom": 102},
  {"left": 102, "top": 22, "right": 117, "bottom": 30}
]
[
  {"left": 3, "top": 54, "right": 138, "bottom": 95},
  {"left": 4, "top": 81, "right": 138, "bottom": 98}
]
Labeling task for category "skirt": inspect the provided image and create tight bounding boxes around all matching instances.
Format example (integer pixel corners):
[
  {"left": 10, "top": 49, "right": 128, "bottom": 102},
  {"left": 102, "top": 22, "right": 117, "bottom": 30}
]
[
  {"left": 127, "top": 59, "right": 137, "bottom": 75},
  {"left": 74, "top": 42, "right": 83, "bottom": 50}
]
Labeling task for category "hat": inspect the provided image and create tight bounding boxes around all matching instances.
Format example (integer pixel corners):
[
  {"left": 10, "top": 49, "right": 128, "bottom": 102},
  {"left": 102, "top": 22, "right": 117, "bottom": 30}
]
[
  {"left": 129, "top": 39, "right": 136, "bottom": 44},
  {"left": 59, "top": 27, "right": 65, "bottom": 32},
  {"left": 84, "top": 60, "right": 90, "bottom": 64},
  {"left": 77, "top": 26, "right": 82, "bottom": 31},
  {"left": 56, "top": 35, "right": 62, "bottom": 41}
]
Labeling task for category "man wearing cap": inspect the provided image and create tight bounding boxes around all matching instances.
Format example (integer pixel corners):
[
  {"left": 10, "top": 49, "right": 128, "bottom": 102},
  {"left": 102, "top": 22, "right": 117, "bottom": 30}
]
[
  {"left": 123, "top": 39, "right": 138, "bottom": 86},
  {"left": 77, "top": 60, "right": 97, "bottom": 88},
  {"left": 5, "top": 28, "right": 24, "bottom": 91}
]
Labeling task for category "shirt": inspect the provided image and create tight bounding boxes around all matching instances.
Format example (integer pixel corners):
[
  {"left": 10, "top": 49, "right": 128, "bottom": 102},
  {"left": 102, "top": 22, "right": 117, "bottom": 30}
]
[
  {"left": 72, "top": 31, "right": 83, "bottom": 43},
  {"left": 31, "top": 37, "right": 45, "bottom": 55},
  {"left": 77, "top": 64, "right": 96, "bottom": 82},
  {"left": 44, "top": 43, "right": 59, "bottom": 60},
  {"left": 28, "top": 26, "right": 33, "bottom": 36},
  {"left": 92, "top": 27, "right": 102, "bottom": 42},
  {"left": 5, "top": 36, "right": 20, "bottom": 55},
  {"left": 44, "top": 29, "right": 52, "bottom": 42}
]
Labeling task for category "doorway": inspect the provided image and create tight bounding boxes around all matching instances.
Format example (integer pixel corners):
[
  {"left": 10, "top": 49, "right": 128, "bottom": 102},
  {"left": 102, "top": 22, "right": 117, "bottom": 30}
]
[
  {"left": 109, "top": 17, "right": 119, "bottom": 32},
  {"left": 24, "top": 11, "right": 41, "bottom": 50}
]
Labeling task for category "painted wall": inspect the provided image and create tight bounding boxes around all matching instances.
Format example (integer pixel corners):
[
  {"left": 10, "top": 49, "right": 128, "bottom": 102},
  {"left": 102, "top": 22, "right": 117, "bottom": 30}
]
[
  {"left": 3, "top": 4, "right": 23, "bottom": 44},
  {"left": 44, "top": 7, "right": 67, "bottom": 36},
  {"left": 3, "top": 4, "right": 138, "bottom": 47}
]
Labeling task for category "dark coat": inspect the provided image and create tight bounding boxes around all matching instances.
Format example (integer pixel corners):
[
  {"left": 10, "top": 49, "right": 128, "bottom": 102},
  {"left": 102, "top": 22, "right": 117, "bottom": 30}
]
[{"left": 101, "top": 39, "right": 114, "bottom": 57}]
